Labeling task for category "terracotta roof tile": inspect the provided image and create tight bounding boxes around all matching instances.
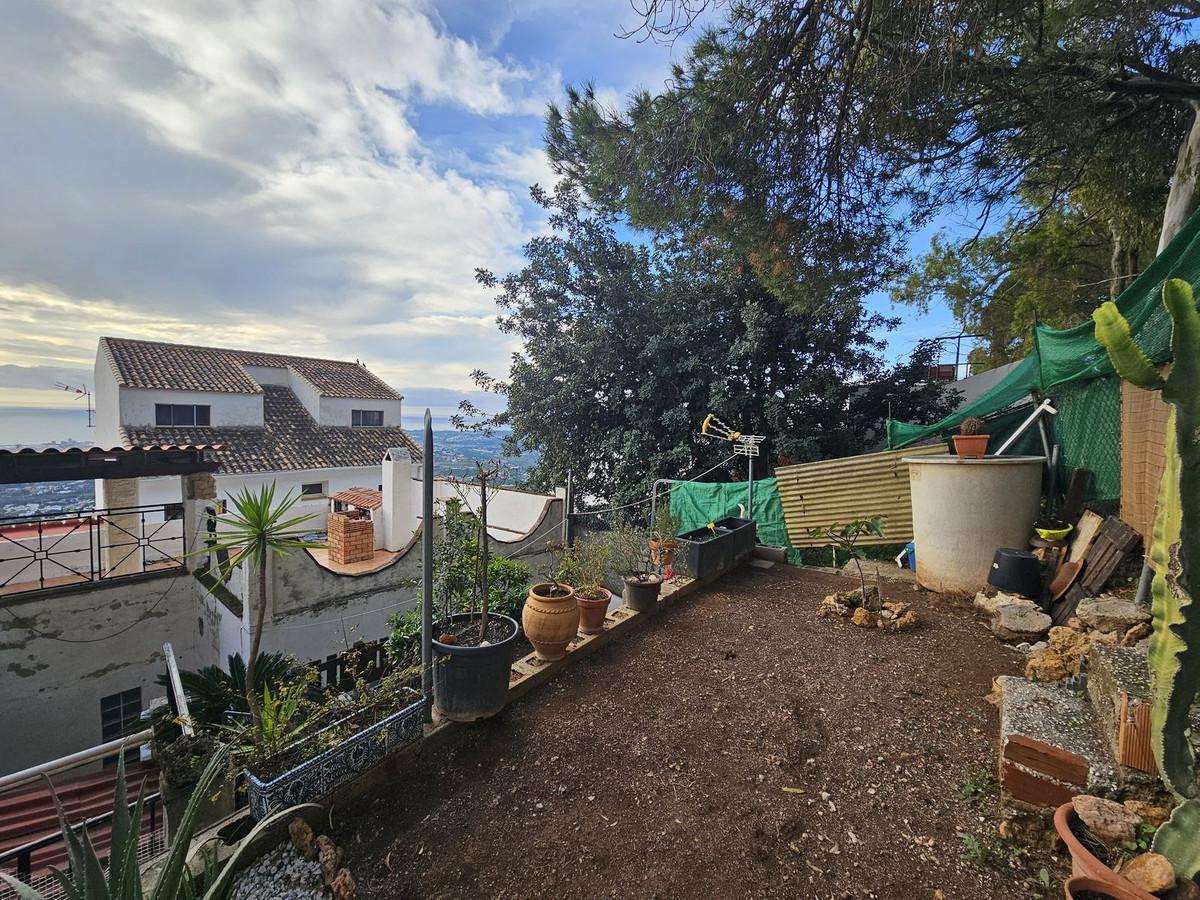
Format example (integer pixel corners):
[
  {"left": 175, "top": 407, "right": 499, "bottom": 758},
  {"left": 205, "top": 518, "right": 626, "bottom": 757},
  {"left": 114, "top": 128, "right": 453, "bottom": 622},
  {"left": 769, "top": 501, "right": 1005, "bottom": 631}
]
[
  {"left": 120, "top": 385, "right": 420, "bottom": 474},
  {"left": 100, "top": 337, "right": 400, "bottom": 400},
  {"left": 332, "top": 487, "right": 383, "bottom": 510}
]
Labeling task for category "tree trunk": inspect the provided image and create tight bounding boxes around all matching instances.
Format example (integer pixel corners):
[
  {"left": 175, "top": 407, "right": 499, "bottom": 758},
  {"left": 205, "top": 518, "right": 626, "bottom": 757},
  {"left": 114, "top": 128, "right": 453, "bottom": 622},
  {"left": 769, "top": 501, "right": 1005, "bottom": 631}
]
[
  {"left": 1109, "top": 224, "right": 1124, "bottom": 301},
  {"left": 246, "top": 556, "right": 267, "bottom": 737},
  {"left": 1158, "top": 102, "right": 1200, "bottom": 253}
]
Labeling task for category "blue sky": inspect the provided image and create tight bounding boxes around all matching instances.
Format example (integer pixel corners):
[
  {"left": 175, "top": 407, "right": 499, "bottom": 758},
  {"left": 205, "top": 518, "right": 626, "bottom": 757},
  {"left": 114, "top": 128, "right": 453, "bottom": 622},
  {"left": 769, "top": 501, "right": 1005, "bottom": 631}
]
[{"left": 0, "top": 0, "right": 962, "bottom": 444}]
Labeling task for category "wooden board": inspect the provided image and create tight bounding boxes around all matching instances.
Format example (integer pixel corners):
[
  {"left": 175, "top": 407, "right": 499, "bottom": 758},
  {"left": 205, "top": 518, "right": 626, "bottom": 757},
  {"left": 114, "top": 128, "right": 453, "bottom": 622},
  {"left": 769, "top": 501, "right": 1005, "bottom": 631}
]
[{"left": 1068, "top": 511, "right": 1104, "bottom": 564}]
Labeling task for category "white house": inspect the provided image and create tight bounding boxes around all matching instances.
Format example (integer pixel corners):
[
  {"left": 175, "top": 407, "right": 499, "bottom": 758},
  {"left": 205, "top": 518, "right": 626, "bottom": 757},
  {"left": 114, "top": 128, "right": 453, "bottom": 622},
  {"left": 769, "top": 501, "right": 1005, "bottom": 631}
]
[{"left": 93, "top": 337, "right": 421, "bottom": 524}]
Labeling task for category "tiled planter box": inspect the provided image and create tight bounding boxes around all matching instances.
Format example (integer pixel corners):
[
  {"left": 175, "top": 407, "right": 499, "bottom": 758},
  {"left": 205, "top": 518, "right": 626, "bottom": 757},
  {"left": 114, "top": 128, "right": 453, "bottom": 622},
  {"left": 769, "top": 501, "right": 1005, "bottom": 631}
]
[
  {"left": 677, "top": 517, "right": 757, "bottom": 578},
  {"left": 246, "top": 690, "right": 425, "bottom": 819}
]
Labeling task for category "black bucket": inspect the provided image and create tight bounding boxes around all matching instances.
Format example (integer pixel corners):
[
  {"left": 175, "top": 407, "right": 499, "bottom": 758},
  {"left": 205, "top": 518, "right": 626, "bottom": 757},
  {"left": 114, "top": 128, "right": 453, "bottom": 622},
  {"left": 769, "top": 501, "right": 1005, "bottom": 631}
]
[
  {"left": 987, "top": 548, "right": 1043, "bottom": 603},
  {"left": 432, "top": 612, "right": 518, "bottom": 722},
  {"left": 623, "top": 575, "right": 663, "bottom": 612}
]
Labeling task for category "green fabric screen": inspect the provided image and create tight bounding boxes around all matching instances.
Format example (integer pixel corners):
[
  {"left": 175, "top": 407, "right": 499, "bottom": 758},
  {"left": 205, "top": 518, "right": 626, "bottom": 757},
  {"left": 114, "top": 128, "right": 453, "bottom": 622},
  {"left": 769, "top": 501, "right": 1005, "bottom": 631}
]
[
  {"left": 667, "top": 476, "right": 789, "bottom": 548},
  {"left": 887, "top": 205, "right": 1200, "bottom": 450}
]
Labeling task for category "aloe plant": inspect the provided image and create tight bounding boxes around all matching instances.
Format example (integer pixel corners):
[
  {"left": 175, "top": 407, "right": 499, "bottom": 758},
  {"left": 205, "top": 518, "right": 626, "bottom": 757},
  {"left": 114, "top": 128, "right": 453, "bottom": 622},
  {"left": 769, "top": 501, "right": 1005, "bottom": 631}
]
[
  {"left": 0, "top": 747, "right": 313, "bottom": 898},
  {"left": 1094, "top": 277, "right": 1200, "bottom": 879}
]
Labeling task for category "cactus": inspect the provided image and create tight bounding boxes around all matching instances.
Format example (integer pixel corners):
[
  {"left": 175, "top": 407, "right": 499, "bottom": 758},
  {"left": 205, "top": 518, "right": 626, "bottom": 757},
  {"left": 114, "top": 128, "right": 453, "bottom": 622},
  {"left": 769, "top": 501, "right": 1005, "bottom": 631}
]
[
  {"left": 1093, "top": 277, "right": 1200, "bottom": 879},
  {"left": 959, "top": 416, "right": 985, "bottom": 436}
]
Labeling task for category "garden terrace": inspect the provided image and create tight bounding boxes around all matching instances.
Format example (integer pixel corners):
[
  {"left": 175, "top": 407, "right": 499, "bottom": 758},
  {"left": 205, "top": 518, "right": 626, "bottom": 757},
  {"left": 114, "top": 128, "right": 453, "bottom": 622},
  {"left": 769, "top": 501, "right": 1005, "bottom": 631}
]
[{"left": 340, "top": 565, "right": 1066, "bottom": 899}]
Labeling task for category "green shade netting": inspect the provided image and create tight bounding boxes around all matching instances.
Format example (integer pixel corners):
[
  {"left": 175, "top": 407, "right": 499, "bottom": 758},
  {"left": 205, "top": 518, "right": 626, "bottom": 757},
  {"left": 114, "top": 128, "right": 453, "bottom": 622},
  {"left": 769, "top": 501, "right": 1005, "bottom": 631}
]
[
  {"left": 887, "top": 205, "right": 1200, "bottom": 450},
  {"left": 667, "top": 476, "right": 789, "bottom": 547}
]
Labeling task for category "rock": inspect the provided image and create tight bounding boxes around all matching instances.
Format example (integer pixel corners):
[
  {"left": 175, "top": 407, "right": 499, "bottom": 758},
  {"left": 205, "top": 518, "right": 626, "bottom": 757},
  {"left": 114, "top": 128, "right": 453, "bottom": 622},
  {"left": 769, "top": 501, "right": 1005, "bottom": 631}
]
[
  {"left": 1015, "top": 642, "right": 1031, "bottom": 652},
  {"left": 846, "top": 586, "right": 880, "bottom": 609},
  {"left": 851, "top": 607, "right": 877, "bottom": 628},
  {"left": 330, "top": 868, "right": 357, "bottom": 899},
  {"left": 1048, "top": 625, "right": 1089, "bottom": 655},
  {"left": 1077, "top": 596, "right": 1151, "bottom": 634},
  {"left": 1124, "top": 799, "right": 1173, "bottom": 828},
  {"left": 1121, "top": 622, "right": 1153, "bottom": 646},
  {"left": 975, "top": 591, "right": 1036, "bottom": 617},
  {"left": 992, "top": 604, "right": 1052, "bottom": 642},
  {"left": 887, "top": 609, "right": 918, "bottom": 632},
  {"left": 1072, "top": 795, "right": 1140, "bottom": 848},
  {"left": 1067, "top": 616, "right": 1085, "bottom": 631},
  {"left": 317, "top": 835, "right": 343, "bottom": 886},
  {"left": 1165, "top": 878, "right": 1200, "bottom": 900},
  {"left": 1121, "top": 852, "right": 1176, "bottom": 894},
  {"left": 1030, "top": 640, "right": 1048, "bottom": 653},
  {"left": 1025, "top": 650, "right": 1073, "bottom": 682},
  {"left": 288, "top": 817, "right": 316, "bottom": 860},
  {"left": 817, "top": 596, "right": 848, "bottom": 619},
  {"left": 1092, "top": 629, "right": 1120, "bottom": 645}
]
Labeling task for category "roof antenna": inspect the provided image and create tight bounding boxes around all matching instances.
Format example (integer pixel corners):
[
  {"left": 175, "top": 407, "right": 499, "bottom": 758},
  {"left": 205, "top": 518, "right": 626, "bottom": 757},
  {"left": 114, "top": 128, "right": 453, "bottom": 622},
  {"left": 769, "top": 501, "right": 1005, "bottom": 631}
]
[{"left": 54, "top": 382, "right": 94, "bottom": 428}]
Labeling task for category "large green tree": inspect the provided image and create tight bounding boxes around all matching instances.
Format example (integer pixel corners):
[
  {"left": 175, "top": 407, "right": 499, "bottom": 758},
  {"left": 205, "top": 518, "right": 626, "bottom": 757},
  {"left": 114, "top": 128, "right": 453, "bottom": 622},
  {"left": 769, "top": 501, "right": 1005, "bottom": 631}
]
[
  {"left": 548, "top": 1, "right": 1200, "bottom": 310},
  {"left": 459, "top": 185, "right": 957, "bottom": 506}
]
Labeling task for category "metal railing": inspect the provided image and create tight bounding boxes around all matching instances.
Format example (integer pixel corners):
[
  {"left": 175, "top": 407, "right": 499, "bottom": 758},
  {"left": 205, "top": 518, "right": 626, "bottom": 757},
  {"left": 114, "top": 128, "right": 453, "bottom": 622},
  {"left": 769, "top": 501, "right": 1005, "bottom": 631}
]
[{"left": 0, "top": 504, "right": 186, "bottom": 598}]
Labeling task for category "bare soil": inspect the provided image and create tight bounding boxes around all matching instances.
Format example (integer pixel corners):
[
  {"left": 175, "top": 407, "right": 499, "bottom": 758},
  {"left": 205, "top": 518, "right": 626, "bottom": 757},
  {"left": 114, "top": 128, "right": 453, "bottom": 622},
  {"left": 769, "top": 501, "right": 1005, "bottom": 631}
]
[{"left": 344, "top": 565, "right": 1066, "bottom": 899}]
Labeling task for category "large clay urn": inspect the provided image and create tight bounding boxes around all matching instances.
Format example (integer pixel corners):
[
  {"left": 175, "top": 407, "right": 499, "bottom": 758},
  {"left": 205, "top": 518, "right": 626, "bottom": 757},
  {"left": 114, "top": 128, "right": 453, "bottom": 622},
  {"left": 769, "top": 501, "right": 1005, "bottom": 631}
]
[{"left": 522, "top": 582, "right": 579, "bottom": 661}]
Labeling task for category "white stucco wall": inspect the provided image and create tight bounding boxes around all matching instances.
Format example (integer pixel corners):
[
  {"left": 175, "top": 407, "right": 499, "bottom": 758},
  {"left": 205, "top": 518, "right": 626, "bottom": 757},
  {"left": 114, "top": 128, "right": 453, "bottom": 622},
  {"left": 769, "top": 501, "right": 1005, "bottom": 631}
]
[
  {"left": 93, "top": 350, "right": 122, "bottom": 447},
  {"left": 119, "top": 387, "right": 264, "bottom": 429},
  {"left": 317, "top": 395, "right": 402, "bottom": 427}
]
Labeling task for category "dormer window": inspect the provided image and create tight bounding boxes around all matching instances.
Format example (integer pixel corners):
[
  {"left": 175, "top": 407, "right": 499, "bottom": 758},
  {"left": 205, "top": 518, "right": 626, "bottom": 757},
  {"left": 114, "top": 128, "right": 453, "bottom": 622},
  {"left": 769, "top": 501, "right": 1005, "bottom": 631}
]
[
  {"left": 351, "top": 409, "right": 384, "bottom": 427},
  {"left": 155, "top": 403, "right": 211, "bottom": 426}
]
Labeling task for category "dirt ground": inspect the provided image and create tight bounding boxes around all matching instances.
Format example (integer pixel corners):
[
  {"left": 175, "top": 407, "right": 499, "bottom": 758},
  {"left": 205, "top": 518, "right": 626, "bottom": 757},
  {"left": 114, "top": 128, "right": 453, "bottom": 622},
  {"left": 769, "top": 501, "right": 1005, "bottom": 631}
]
[{"left": 343, "top": 565, "right": 1067, "bottom": 899}]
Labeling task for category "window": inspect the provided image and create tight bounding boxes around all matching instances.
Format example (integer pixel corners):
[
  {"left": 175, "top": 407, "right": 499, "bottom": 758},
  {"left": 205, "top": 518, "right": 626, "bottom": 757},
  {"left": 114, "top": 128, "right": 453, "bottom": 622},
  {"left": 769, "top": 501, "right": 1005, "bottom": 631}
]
[
  {"left": 155, "top": 403, "right": 211, "bottom": 426},
  {"left": 101, "top": 688, "right": 142, "bottom": 764},
  {"left": 300, "top": 482, "right": 326, "bottom": 498},
  {"left": 351, "top": 409, "right": 384, "bottom": 427},
  {"left": 163, "top": 502, "right": 184, "bottom": 521}
]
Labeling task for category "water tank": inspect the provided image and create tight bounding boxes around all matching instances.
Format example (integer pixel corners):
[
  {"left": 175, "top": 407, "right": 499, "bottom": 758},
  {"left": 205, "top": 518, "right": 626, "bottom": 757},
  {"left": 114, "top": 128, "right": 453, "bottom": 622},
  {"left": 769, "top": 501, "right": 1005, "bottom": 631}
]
[{"left": 904, "top": 455, "right": 1045, "bottom": 594}]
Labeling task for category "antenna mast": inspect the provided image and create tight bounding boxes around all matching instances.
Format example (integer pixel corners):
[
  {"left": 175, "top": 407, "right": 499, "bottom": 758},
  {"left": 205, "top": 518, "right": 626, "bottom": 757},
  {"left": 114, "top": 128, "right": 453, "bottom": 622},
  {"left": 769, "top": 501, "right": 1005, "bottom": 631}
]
[{"left": 54, "top": 382, "right": 95, "bottom": 428}]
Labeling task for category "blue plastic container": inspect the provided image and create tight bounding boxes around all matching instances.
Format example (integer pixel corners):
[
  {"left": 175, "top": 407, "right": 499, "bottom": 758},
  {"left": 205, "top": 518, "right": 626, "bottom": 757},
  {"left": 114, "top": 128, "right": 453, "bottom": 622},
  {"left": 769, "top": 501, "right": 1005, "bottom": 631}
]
[{"left": 905, "top": 542, "right": 917, "bottom": 572}]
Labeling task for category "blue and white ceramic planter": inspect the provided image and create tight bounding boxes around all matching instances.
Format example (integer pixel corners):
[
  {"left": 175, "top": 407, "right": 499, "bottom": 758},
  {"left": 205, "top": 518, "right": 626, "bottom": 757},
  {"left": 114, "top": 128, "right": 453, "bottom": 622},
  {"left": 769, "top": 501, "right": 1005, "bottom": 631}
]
[{"left": 246, "top": 691, "right": 425, "bottom": 819}]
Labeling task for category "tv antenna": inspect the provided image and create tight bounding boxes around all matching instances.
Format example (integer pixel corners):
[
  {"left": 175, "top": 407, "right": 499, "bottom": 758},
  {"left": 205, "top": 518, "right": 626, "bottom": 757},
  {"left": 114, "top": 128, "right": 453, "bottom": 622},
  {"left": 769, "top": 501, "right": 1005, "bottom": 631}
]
[
  {"left": 55, "top": 382, "right": 95, "bottom": 428},
  {"left": 698, "top": 414, "right": 764, "bottom": 517}
]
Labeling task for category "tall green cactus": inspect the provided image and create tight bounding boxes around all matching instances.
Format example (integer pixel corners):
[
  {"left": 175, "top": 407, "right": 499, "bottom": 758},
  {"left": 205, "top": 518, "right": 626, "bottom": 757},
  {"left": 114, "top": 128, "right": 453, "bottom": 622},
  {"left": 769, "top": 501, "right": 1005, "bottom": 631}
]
[{"left": 1094, "top": 278, "right": 1200, "bottom": 879}]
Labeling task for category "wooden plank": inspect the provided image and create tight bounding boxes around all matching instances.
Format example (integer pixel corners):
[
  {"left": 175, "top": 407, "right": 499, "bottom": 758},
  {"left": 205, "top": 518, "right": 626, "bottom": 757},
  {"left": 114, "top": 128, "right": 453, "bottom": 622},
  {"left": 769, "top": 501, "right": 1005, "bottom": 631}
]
[
  {"left": 1001, "top": 762, "right": 1078, "bottom": 809},
  {"left": 1068, "top": 511, "right": 1104, "bottom": 564},
  {"left": 1117, "top": 695, "right": 1157, "bottom": 775},
  {"left": 1003, "top": 734, "right": 1090, "bottom": 786}
]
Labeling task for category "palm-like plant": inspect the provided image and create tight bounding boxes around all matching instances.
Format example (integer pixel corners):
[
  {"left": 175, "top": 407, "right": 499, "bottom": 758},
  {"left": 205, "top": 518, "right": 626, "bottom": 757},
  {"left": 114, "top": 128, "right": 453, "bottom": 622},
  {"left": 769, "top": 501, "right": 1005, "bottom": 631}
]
[
  {"left": 202, "top": 485, "right": 321, "bottom": 739},
  {"left": 0, "top": 748, "right": 314, "bottom": 899},
  {"left": 156, "top": 652, "right": 294, "bottom": 729}
]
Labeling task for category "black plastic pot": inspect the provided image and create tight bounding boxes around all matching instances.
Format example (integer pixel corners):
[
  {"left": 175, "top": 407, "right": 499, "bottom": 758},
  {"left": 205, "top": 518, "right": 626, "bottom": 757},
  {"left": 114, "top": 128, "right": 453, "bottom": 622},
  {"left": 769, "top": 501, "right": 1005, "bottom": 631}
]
[
  {"left": 432, "top": 613, "right": 519, "bottom": 723},
  {"left": 677, "top": 517, "right": 757, "bottom": 578},
  {"left": 988, "top": 548, "right": 1043, "bottom": 602},
  {"left": 622, "top": 574, "right": 663, "bottom": 612}
]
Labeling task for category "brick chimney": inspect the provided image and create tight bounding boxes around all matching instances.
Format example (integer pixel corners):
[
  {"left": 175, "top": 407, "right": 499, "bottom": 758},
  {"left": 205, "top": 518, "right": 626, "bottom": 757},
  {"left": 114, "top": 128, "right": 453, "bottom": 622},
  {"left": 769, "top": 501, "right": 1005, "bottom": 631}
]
[{"left": 328, "top": 510, "right": 374, "bottom": 565}]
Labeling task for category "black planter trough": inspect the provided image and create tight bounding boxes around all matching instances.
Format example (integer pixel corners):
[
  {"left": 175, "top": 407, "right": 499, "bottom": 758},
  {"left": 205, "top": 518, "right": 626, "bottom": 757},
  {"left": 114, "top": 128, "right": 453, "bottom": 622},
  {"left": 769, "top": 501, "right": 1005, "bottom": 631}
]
[
  {"left": 433, "top": 612, "right": 519, "bottom": 722},
  {"left": 677, "top": 517, "right": 757, "bottom": 578}
]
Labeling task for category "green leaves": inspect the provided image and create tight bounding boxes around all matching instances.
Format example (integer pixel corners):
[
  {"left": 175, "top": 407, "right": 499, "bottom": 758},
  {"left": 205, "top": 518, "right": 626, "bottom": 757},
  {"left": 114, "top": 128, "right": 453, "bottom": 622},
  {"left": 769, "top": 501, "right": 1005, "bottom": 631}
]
[{"left": 200, "top": 483, "right": 322, "bottom": 582}]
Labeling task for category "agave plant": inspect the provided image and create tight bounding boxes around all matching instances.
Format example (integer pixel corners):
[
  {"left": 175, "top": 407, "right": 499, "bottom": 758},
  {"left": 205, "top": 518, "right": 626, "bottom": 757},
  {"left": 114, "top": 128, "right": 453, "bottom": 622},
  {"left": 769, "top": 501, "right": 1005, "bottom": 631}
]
[
  {"left": 1094, "top": 277, "right": 1200, "bottom": 879},
  {"left": 0, "top": 747, "right": 310, "bottom": 899}
]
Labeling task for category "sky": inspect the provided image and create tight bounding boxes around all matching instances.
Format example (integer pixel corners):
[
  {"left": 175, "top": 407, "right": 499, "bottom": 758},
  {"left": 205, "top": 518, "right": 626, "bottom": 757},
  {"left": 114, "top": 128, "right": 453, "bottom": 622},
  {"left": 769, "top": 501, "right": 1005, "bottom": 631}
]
[{"left": 0, "top": 0, "right": 961, "bottom": 445}]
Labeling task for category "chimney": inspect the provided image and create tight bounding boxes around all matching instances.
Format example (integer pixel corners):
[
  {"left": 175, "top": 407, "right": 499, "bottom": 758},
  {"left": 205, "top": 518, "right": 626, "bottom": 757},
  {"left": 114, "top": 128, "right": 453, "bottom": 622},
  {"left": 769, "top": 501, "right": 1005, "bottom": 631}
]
[{"left": 380, "top": 448, "right": 418, "bottom": 551}]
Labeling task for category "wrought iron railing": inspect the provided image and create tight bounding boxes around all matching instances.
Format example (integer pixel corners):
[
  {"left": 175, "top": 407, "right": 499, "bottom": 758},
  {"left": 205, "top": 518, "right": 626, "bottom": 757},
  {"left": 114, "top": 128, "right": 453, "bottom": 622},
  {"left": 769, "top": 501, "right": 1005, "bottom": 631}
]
[{"left": 0, "top": 504, "right": 186, "bottom": 597}]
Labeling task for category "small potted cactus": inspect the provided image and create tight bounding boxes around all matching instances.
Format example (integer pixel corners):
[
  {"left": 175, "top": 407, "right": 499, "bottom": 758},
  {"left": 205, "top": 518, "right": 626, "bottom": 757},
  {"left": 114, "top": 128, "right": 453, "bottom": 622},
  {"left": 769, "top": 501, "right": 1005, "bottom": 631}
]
[
  {"left": 1051, "top": 278, "right": 1200, "bottom": 892},
  {"left": 952, "top": 416, "right": 989, "bottom": 458}
]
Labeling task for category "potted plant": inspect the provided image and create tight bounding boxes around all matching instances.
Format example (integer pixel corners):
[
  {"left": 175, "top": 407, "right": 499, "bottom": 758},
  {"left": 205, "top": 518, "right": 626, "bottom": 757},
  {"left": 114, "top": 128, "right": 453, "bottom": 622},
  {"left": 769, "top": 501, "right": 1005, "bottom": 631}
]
[
  {"left": 1051, "top": 279, "right": 1200, "bottom": 892},
  {"left": 522, "top": 541, "right": 580, "bottom": 661},
  {"left": 649, "top": 502, "right": 682, "bottom": 567},
  {"left": 608, "top": 521, "right": 663, "bottom": 613},
  {"left": 573, "top": 532, "right": 613, "bottom": 634},
  {"left": 952, "top": 416, "right": 990, "bottom": 458},
  {"left": 432, "top": 466, "right": 520, "bottom": 722}
]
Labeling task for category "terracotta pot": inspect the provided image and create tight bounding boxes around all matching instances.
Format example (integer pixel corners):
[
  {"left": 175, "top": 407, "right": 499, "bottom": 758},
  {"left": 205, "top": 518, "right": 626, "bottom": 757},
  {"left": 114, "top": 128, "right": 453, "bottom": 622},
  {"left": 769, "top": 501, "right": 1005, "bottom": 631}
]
[
  {"left": 952, "top": 433, "right": 990, "bottom": 459},
  {"left": 522, "top": 582, "right": 579, "bottom": 661},
  {"left": 649, "top": 538, "right": 678, "bottom": 567},
  {"left": 1053, "top": 803, "right": 1156, "bottom": 900},
  {"left": 1063, "top": 875, "right": 1154, "bottom": 900},
  {"left": 576, "top": 586, "right": 612, "bottom": 634}
]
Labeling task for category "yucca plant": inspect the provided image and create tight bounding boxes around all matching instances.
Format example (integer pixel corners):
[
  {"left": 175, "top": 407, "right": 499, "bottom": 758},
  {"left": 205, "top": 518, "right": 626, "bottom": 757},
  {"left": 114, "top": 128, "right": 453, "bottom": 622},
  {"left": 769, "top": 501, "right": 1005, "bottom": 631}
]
[
  {"left": 1094, "top": 277, "right": 1200, "bottom": 880},
  {"left": 200, "top": 485, "right": 322, "bottom": 739},
  {"left": 0, "top": 748, "right": 308, "bottom": 899}
]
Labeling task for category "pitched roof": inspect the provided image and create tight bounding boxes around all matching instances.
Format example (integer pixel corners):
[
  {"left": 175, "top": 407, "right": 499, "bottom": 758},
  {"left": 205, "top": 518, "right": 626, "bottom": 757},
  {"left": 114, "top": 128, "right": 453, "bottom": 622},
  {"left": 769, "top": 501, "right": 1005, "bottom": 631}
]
[
  {"left": 100, "top": 337, "right": 400, "bottom": 400},
  {"left": 121, "top": 385, "right": 420, "bottom": 474},
  {"left": 332, "top": 487, "right": 383, "bottom": 510}
]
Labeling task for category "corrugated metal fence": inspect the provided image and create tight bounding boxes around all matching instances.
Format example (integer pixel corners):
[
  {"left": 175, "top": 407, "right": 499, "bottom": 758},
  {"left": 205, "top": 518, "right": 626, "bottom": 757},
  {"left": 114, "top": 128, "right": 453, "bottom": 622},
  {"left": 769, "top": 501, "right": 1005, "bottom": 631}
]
[{"left": 777, "top": 444, "right": 945, "bottom": 547}]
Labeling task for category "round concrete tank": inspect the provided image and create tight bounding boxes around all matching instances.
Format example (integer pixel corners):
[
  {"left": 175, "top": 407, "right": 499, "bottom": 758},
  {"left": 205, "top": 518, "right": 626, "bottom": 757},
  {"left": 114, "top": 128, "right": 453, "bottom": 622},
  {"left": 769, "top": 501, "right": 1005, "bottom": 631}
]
[{"left": 904, "top": 456, "right": 1045, "bottom": 595}]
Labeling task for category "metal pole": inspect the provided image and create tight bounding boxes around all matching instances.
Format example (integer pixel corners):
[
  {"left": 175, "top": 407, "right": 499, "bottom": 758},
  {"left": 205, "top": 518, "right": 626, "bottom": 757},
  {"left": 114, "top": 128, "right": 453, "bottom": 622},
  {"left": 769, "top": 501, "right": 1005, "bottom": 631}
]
[
  {"left": 747, "top": 453, "right": 754, "bottom": 520},
  {"left": 421, "top": 409, "right": 433, "bottom": 723},
  {"left": 564, "top": 469, "right": 573, "bottom": 545}
]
